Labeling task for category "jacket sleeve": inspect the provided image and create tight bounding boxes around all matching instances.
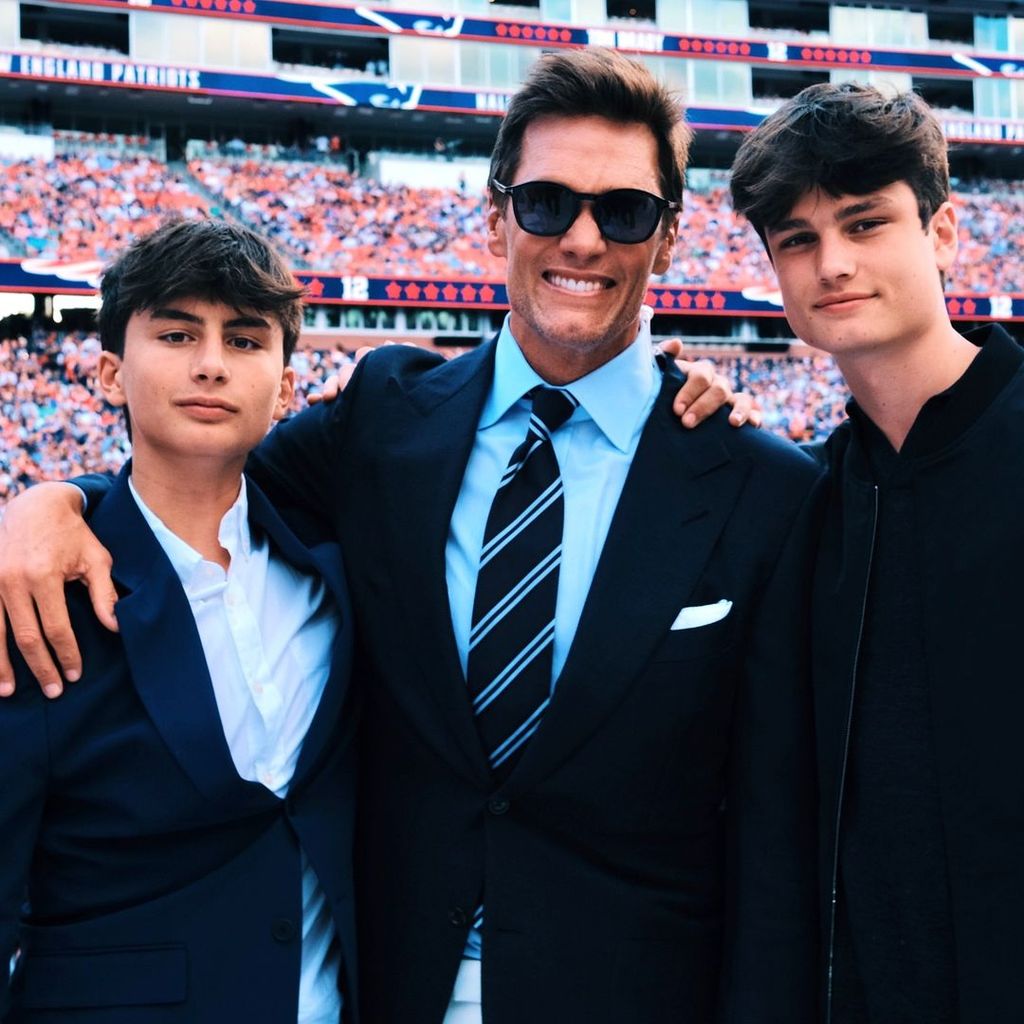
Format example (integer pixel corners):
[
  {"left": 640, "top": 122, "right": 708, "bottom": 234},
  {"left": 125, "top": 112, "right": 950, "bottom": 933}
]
[
  {"left": 245, "top": 359, "right": 362, "bottom": 535},
  {"left": 0, "top": 652, "right": 49, "bottom": 1018},
  {"left": 719, "top": 478, "right": 824, "bottom": 1024}
]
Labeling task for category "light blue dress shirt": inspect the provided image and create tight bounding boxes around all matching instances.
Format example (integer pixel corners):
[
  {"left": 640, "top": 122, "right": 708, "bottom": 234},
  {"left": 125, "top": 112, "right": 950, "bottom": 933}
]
[{"left": 445, "top": 312, "right": 661, "bottom": 959}]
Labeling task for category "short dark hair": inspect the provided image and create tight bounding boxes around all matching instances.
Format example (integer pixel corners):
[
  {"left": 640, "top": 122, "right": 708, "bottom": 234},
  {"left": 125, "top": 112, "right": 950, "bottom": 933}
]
[
  {"left": 99, "top": 218, "right": 304, "bottom": 361},
  {"left": 730, "top": 82, "right": 950, "bottom": 246},
  {"left": 489, "top": 48, "right": 692, "bottom": 216}
]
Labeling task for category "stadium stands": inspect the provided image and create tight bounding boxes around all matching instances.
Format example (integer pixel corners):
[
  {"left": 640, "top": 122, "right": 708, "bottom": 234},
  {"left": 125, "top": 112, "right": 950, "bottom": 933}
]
[
  {"left": 0, "top": 148, "right": 1019, "bottom": 294},
  {"left": 0, "top": 332, "right": 850, "bottom": 500}
]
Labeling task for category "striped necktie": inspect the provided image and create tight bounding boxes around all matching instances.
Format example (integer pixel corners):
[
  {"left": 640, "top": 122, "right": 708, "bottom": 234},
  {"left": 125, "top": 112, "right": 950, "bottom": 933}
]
[{"left": 467, "top": 385, "right": 578, "bottom": 780}]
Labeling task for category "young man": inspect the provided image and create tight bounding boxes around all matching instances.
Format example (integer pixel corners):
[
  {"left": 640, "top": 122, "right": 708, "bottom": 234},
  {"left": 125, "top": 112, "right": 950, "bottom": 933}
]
[
  {"left": 730, "top": 82, "right": 1024, "bottom": 1023},
  {"left": 0, "top": 220, "right": 357, "bottom": 1022},
  {"left": 0, "top": 51, "right": 820, "bottom": 1023}
]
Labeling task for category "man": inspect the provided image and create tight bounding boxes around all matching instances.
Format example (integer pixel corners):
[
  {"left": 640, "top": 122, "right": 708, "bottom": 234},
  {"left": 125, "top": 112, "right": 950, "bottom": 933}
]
[
  {"left": 0, "top": 50, "right": 819, "bottom": 1023},
  {"left": 730, "top": 82, "right": 1024, "bottom": 1023},
  {"left": 0, "top": 220, "right": 358, "bottom": 1022}
]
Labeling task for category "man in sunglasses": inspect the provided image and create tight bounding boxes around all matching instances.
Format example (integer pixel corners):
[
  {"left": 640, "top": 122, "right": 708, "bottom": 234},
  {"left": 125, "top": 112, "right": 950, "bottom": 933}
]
[{"left": 0, "top": 49, "right": 819, "bottom": 1023}]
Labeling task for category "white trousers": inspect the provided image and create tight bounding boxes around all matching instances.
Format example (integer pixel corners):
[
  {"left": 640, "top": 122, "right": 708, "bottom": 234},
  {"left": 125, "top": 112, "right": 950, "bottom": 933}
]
[{"left": 442, "top": 958, "right": 483, "bottom": 1024}]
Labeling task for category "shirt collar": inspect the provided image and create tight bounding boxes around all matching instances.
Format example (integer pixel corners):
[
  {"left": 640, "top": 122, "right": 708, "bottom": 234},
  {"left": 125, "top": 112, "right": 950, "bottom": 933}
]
[
  {"left": 481, "top": 306, "right": 657, "bottom": 454},
  {"left": 128, "top": 475, "right": 252, "bottom": 590}
]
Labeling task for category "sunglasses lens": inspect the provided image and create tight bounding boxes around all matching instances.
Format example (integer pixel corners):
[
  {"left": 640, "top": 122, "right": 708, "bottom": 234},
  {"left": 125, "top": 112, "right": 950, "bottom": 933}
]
[
  {"left": 596, "top": 190, "right": 662, "bottom": 243},
  {"left": 512, "top": 182, "right": 577, "bottom": 236}
]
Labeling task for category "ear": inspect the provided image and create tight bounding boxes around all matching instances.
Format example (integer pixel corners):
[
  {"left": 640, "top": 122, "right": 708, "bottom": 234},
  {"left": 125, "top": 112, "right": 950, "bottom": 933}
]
[
  {"left": 97, "top": 351, "right": 127, "bottom": 407},
  {"left": 486, "top": 200, "right": 509, "bottom": 259},
  {"left": 272, "top": 366, "right": 296, "bottom": 422},
  {"left": 930, "top": 200, "right": 958, "bottom": 274},
  {"left": 651, "top": 214, "right": 679, "bottom": 277}
]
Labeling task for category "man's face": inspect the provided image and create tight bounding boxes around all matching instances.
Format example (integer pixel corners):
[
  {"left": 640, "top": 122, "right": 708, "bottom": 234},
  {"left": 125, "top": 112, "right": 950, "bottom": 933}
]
[
  {"left": 98, "top": 298, "right": 295, "bottom": 472},
  {"left": 764, "top": 181, "right": 958, "bottom": 361},
  {"left": 487, "top": 114, "right": 677, "bottom": 383}
]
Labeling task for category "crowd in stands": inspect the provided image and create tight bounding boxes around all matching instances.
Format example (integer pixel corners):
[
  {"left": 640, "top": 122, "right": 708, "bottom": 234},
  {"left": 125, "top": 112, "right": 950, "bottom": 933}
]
[
  {"left": 0, "top": 150, "right": 1019, "bottom": 295},
  {"left": 0, "top": 332, "right": 850, "bottom": 502}
]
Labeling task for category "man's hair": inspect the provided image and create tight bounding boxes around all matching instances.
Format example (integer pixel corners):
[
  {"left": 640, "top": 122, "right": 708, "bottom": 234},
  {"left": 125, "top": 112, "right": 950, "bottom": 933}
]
[
  {"left": 730, "top": 82, "right": 950, "bottom": 245},
  {"left": 98, "top": 218, "right": 304, "bottom": 361},
  {"left": 488, "top": 47, "right": 692, "bottom": 215}
]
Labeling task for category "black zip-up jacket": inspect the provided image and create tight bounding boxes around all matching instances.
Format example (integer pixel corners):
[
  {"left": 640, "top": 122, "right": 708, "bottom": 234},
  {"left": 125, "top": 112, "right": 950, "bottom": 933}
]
[{"left": 811, "top": 324, "right": 1024, "bottom": 1024}]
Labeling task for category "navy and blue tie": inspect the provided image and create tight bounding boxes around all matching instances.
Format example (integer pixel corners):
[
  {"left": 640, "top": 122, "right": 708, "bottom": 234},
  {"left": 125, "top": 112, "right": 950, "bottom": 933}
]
[{"left": 466, "top": 385, "right": 578, "bottom": 781}]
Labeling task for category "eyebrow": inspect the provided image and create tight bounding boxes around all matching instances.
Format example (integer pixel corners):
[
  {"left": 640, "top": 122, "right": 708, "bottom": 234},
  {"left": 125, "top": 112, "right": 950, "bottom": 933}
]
[
  {"left": 148, "top": 307, "right": 271, "bottom": 330},
  {"left": 768, "top": 195, "right": 895, "bottom": 236}
]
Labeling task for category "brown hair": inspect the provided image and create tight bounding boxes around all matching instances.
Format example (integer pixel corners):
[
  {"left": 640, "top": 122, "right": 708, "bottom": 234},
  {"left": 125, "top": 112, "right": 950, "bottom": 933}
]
[
  {"left": 99, "top": 218, "right": 304, "bottom": 361},
  {"left": 730, "top": 82, "right": 950, "bottom": 246},
  {"left": 489, "top": 47, "right": 692, "bottom": 215}
]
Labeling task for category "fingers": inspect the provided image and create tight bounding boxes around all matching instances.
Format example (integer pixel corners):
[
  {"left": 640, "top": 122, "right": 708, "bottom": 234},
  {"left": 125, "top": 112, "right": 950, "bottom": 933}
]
[
  {"left": 308, "top": 374, "right": 342, "bottom": 406},
  {"left": 83, "top": 546, "right": 118, "bottom": 634},
  {"left": 2, "top": 583, "right": 65, "bottom": 697},
  {"left": 672, "top": 359, "right": 726, "bottom": 428},
  {"left": 727, "top": 392, "right": 764, "bottom": 429},
  {"left": 657, "top": 338, "right": 685, "bottom": 360},
  {"left": 0, "top": 613, "right": 13, "bottom": 697}
]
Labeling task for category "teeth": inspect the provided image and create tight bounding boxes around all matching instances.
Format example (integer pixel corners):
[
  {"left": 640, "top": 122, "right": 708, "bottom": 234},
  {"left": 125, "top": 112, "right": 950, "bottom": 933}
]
[{"left": 549, "top": 274, "right": 605, "bottom": 293}]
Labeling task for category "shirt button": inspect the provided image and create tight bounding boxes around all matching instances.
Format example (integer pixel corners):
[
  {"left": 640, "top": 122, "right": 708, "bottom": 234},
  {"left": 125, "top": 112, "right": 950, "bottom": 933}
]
[
  {"left": 271, "top": 918, "right": 296, "bottom": 943},
  {"left": 448, "top": 907, "right": 469, "bottom": 928},
  {"left": 487, "top": 797, "right": 510, "bottom": 816}
]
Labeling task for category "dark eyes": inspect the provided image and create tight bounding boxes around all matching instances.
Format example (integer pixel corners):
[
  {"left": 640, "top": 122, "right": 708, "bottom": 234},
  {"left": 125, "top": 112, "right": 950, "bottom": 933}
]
[
  {"left": 158, "top": 332, "right": 260, "bottom": 350},
  {"left": 775, "top": 219, "right": 888, "bottom": 250}
]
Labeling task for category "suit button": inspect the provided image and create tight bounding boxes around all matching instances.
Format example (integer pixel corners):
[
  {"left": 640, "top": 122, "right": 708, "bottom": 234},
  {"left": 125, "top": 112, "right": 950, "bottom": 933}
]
[
  {"left": 448, "top": 907, "right": 469, "bottom": 927},
  {"left": 487, "top": 797, "right": 510, "bottom": 815},
  {"left": 272, "top": 918, "right": 297, "bottom": 943}
]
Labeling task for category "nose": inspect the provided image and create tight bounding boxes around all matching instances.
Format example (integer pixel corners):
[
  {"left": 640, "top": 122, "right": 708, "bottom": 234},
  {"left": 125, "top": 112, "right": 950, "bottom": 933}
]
[
  {"left": 558, "top": 199, "right": 607, "bottom": 259},
  {"left": 816, "top": 232, "right": 855, "bottom": 284},
  {"left": 191, "top": 336, "right": 228, "bottom": 383}
]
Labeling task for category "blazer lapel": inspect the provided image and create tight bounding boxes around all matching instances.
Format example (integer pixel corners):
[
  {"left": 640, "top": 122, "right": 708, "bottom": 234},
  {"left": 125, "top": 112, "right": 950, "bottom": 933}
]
[
  {"left": 95, "top": 470, "right": 260, "bottom": 807},
  {"left": 375, "top": 341, "right": 497, "bottom": 784},
  {"left": 245, "top": 479, "right": 356, "bottom": 784},
  {"left": 508, "top": 367, "right": 752, "bottom": 792}
]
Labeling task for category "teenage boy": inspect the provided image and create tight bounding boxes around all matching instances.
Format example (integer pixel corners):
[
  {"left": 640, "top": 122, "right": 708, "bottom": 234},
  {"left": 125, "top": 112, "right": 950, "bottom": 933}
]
[
  {"left": 0, "top": 219, "right": 357, "bottom": 1023},
  {"left": 730, "top": 82, "right": 1024, "bottom": 1024}
]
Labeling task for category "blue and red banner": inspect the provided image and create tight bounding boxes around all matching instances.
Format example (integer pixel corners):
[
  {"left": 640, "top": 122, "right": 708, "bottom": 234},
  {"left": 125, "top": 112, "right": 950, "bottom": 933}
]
[
  {"left": 3, "top": 260, "right": 1020, "bottom": 321},
  {"left": 3, "top": 51, "right": 1024, "bottom": 144}
]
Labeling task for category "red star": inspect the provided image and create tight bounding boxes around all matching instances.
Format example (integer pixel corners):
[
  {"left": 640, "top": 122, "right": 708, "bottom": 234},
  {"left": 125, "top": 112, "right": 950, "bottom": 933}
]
[
  {"left": 385, "top": 281, "right": 402, "bottom": 300},
  {"left": 963, "top": 298, "right": 977, "bottom": 315},
  {"left": 645, "top": 288, "right": 657, "bottom": 306},
  {"left": 405, "top": 282, "right": 421, "bottom": 301},
  {"left": 711, "top": 292, "right": 726, "bottom": 309},
  {"left": 660, "top": 291, "right": 677, "bottom": 308},
  {"left": 677, "top": 292, "right": 692, "bottom": 308},
  {"left": 460, "top": 284, "right": 477, "bottom": 302},
  {"left": 947, "top": 298, "right": 962, "bottom": 315},
  {"left": 305, "top": 277, "right": 324, "bottom": 298},
  {"left": 479, "top": 285, "right": 495, "bottom": 303},
  {"left": 424, "top": 283, "right": 440, "bottom": 301},
  {"left": 442, "top": 283, "right": 458, "bottom": 302},
  {"left": 695, "top": 292, "right": 710, "bottom": 309},
  {"left": 242, "top": 0, "right": 255, "bottom": 10}
]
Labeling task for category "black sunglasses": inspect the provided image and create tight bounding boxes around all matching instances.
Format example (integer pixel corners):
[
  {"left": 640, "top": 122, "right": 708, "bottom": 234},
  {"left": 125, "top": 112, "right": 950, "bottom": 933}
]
[{"left": 491, "top": 179, "right": 679, "bottom": 244}]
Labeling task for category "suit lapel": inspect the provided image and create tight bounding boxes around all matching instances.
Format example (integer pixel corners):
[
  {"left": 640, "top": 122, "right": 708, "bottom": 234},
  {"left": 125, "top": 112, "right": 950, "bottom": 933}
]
[
  {"left": 508, "top": 368, "right": 751, "bottom": 792},
  {"left": 95, "top": 470, "right": 261, "bottom": 807},
  {"left": 375, "top": 342, "right": 497, "bottom": 783}
]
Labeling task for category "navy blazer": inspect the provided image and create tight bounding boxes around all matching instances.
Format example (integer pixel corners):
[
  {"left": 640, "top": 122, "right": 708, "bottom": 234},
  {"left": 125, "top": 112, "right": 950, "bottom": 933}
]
[
  {"left": 0, "top": 468, "right": 358, "bottom": 1023},
  {"left": 248, "top": 340, "right": 824, "bottom": 1024}
]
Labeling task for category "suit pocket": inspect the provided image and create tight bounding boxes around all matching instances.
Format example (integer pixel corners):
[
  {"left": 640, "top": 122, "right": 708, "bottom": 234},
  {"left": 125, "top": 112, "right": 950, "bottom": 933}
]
[
  {"left": 649, "top": 615, "right": 736, "bottom": 664},
  {"left": 18, "top": 945, "right": 187, "bottom": 1010}
]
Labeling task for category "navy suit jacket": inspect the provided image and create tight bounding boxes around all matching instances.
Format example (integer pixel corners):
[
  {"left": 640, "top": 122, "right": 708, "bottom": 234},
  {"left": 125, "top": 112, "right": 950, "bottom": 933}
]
[
  {"left": 0, "top": 468, "right": 358, "bottom": 1023},
  {"left": 248, "top": 340, "right": 824, "bottom": 1024}
]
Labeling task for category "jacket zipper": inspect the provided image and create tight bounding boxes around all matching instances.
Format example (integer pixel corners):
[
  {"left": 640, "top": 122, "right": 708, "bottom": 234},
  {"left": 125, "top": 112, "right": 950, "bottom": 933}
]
[{"left": 825, "top": 484, "right": 878, "bottom": 1024}]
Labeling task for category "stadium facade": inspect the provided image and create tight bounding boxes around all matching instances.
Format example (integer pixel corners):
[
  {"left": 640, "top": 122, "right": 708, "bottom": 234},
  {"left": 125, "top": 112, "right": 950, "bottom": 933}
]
[{"left": 0, "top": 0, "right": 1021, "bottom": 348}]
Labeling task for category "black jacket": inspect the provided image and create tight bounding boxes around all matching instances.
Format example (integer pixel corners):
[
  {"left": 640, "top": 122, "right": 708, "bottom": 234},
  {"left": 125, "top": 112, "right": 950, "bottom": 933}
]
[{"left": 812, "top": 324, "right": 1024, "bottom": 1024}]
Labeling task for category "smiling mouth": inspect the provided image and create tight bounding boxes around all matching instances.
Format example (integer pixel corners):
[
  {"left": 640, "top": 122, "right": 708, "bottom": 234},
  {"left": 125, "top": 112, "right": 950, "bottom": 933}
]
[{"left": 544, "top": 272, "right": 613, "bottom": 294}]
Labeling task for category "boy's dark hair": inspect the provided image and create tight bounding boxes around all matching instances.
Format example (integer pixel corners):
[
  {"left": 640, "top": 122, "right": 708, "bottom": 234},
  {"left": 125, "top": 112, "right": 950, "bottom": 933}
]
[
  {"left": 489, "top": 47, "right": 692, "bottom": 220},
  {"left": 99, "top": 218, "right": 304, "bottom": 361},
  {"left": 730, "top": 82, "right": 950, "bottom": 246}
]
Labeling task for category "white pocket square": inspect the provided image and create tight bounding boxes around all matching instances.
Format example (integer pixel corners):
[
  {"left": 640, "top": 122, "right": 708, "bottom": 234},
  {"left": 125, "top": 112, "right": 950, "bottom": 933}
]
[{"left": 670, "top": 599, "right": 733, "bottom": 631}]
